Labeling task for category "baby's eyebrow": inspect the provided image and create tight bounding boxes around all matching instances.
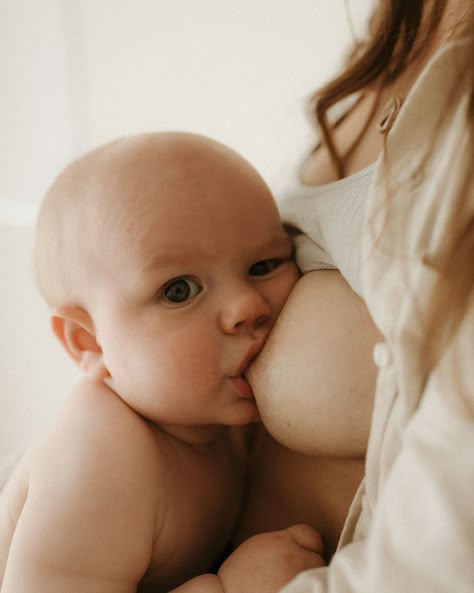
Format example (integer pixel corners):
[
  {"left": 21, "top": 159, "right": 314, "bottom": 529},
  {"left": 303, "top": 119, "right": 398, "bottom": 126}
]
[
  {"left": 140, "top": 233, "right": 292, "bottom": 275},
  {"left": 140, "top": 251, "right": 194, "bottom": 274}
]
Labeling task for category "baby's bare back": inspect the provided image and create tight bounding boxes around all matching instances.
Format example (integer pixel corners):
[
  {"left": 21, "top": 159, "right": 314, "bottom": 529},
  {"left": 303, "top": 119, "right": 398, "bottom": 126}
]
[{"left": 0, "top": 379, "right": 246, "bottom": 593}]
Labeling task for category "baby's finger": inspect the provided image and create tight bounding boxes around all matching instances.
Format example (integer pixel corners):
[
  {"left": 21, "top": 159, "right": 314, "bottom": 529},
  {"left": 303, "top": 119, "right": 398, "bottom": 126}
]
[{"left": 287, "top": 523, "right": 324, "bottom": 555}]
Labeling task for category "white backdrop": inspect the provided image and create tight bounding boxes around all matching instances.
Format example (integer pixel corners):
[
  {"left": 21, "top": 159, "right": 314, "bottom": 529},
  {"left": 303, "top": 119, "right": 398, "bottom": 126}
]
[
  {"left": 0, "top": 0, "right": 372, "bottom": 223},
  {"left": 0, "top": 0, "right": 372, "bottom": 468}
]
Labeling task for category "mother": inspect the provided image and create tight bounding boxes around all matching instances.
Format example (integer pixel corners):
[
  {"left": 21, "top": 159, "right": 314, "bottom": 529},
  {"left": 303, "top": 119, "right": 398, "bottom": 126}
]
[{"left": 238, "top": 0, "right": 474, "bottom": 590}]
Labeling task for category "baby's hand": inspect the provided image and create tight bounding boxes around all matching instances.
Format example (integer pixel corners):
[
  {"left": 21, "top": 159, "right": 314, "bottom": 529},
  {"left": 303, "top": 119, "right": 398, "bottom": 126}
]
[{"left": 217, "top": 524, "right": 325, "bottom": 593}]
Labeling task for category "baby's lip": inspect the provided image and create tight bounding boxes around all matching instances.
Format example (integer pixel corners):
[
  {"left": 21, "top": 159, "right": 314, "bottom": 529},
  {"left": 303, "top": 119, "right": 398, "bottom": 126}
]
[{"left": 235, "top": 339, "right": 266, "bottom": 378}]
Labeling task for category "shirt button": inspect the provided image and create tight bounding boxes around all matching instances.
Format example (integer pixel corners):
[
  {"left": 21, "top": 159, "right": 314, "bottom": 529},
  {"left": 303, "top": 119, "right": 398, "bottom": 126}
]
[{"left": 373, "top": 342, "right": 391, "bottom": 368}]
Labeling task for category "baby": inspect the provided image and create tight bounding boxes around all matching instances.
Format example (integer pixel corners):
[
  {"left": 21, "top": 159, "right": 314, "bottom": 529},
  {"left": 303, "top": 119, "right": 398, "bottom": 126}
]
[{"left": 0, "top": 132, "right": 324, "bottom": 592}]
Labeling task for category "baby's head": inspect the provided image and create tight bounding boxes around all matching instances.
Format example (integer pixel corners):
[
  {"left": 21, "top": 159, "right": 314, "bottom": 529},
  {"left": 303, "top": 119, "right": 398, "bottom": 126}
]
[
  {"left": 35, "top": 132, "right": 280, "bottom": 306},
  {"left": 35, "top": 132, "right": 299, "bottom": 431}
]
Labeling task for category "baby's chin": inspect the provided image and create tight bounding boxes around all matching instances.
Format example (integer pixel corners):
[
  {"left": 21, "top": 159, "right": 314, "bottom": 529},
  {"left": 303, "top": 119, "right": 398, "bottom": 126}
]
[{"left": 228, "top": 395, "right": 261, "bottom": 427}]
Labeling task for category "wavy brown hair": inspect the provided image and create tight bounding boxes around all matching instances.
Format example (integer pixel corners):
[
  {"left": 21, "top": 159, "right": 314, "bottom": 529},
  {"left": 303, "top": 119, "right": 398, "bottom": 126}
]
[
  {"left": 312, "top": 0, "right": 473, "bottom": 399},
  {"left": 311, "top": 0, "right": 447, "bottom": 178}
]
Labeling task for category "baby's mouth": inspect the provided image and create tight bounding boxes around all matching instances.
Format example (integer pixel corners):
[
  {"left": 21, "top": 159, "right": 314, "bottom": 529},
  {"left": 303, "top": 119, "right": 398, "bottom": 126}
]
[
  {"left": 228, "top": 376, "right": 254, "bottom": 399},
  {"left": 229, "top": 340, "right": 266, "bottom": 400}
]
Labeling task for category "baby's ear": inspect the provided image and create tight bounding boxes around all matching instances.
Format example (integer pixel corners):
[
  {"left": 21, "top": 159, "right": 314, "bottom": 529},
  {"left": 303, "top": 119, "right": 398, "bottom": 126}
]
[{"left": 51, "top": 306, "right": 110, "bottom": 382}]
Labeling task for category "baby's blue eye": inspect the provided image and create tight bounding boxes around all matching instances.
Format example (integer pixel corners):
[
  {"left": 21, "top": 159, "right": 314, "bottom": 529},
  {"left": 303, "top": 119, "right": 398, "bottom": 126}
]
[
  {"left": 249, "top": 259, "right": 283, "bottom": 277},
  {"left": 162, "top": 277, "right": 202, "bottom": 303}
]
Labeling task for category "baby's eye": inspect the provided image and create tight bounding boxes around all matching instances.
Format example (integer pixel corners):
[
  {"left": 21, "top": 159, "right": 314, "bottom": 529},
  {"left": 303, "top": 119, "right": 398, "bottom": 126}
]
[
  {"left": 249, "top": 258, "right": 283, "bottom": 277},
  {"left": 161, "top": 277, "right": 202, "bottom": 304}
]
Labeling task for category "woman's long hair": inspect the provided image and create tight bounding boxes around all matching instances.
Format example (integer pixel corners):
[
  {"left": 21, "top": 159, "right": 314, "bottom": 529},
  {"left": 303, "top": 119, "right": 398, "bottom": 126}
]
[
  {"left": 311, "top": 0, "right": 447, "bottom": 178},
  {"left": 311, "top": 0, "right": 473, "bottom": 400}
]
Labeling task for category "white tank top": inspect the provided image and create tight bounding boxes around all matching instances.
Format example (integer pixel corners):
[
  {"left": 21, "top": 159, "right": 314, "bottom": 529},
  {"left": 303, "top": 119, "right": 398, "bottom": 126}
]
[{"left": 278, "top": 161, "right": 377, "bottom": 297}]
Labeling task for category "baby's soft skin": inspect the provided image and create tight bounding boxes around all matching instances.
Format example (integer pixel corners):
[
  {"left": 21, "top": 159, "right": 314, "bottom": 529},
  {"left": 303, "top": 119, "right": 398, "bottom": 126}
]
[
  {"left": 0, "top": 132, "right": 303, "bottom": 592},
  {"left": 169, "top": 524, "right": 325, "bottom": 593},
  {"left": 0, "top": 378, "right": 247, "bottom": 592}
]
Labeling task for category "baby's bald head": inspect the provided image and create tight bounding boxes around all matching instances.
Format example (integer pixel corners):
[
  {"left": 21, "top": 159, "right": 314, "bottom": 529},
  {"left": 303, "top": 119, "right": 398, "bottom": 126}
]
[{"left": 34, "top": 132, "right": 273, "bottom": 310}]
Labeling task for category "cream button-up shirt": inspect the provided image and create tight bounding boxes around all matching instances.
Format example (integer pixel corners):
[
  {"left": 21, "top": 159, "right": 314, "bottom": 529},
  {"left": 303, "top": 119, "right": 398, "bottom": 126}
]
[{"left": 282, "top": 24, "right": 474, "bottom": 593}]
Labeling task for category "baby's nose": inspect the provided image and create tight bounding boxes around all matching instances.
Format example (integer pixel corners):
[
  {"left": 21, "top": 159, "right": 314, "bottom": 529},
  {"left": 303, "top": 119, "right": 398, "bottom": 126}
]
[{"left": 219, "top": 287, "right": 272, "bottom": 336}]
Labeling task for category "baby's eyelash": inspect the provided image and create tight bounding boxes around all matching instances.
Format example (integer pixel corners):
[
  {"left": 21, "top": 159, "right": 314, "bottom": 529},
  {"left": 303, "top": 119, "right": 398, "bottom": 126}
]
[{"left": 248, "top": 258, "right": 284, "bottom": 277}]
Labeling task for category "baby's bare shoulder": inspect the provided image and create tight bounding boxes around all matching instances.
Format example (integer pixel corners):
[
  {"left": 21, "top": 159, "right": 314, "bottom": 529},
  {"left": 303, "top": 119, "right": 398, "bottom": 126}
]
[
  {"left": 34, "top": 378, "right": 165, "bottom": 501},
  {"left": 10, "top": 378, "right": 167, "bottom": 559},
  {"left": 0, "top": 379, "right": 166, "bottom": 590}
]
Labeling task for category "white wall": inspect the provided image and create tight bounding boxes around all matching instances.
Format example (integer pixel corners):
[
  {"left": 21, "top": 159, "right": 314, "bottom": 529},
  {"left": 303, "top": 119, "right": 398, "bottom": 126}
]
[
  {"left": 0, "top": 0, "right": 372, "bottom": 468},
  {"left": 0, "top": 225, "right": 80, "bottom": 473}
]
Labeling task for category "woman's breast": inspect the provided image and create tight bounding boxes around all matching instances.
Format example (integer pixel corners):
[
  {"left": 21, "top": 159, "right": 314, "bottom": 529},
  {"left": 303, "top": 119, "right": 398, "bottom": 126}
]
[
  {"left": 239, "top": 270, "right": 381, "bottom": 558},
  {"left": 247, "top": 270, "right": 382, "bottom": 458}
]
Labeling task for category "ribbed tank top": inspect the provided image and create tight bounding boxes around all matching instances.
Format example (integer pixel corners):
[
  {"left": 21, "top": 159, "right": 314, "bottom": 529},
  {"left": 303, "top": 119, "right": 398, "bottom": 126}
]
[{"left": 278, "top": 161, "right": 377, "bottom": 296}]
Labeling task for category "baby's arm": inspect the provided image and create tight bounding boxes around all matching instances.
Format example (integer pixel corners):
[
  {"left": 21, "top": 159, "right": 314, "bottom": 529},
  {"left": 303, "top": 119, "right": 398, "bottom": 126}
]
[
  {"left": 1, "top": 381, "right": 160, "bottom": 593},
  {"left": 169, "top": 524, "right": 325, "bottom": 593}
]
